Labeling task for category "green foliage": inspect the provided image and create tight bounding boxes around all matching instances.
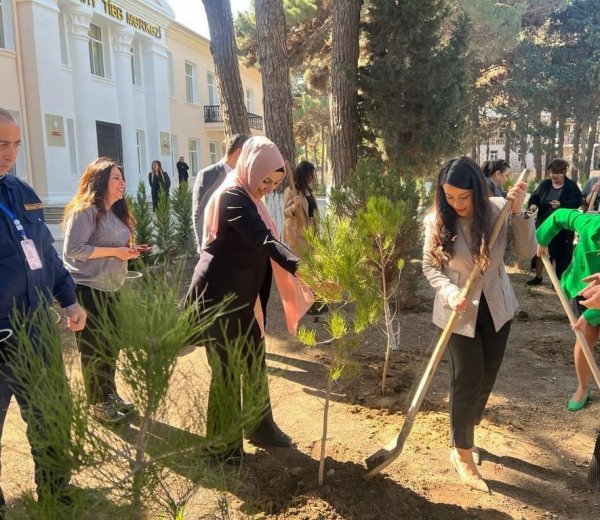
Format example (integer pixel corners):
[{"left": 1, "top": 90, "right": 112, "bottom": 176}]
[
  {"left": 330, "top": 157, "right": 421, "bottom": 266},
  {"left": 360, "top": 0, "right": 470, "bottom": 175},
  {"left": 130, "top": 181, "right": 154, "bottom": 249},
  {"left": 171, "top": 183, "right": 194, "bottom": 255},
  {"left": 153, "top": 190, "right": 177, "bottom": 265}
]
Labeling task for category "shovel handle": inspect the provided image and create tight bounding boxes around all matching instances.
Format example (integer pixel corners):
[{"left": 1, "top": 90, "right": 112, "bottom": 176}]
[
  {"left": 588, "top": 190, "right": 598, "bottom": 213},
  {"left": 365, "top": 169, "right": 530, "bottom": 477},
  {"left": 539, "top": 254, "right": 600, "bottom": 390},
  {"left": 284, "top": 160, "right": 297, "bottom": 198}
]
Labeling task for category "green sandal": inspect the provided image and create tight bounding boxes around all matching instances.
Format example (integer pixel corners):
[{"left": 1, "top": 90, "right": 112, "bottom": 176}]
[{"left": 567, "top": 389, "right": 591, "bottom": 411}]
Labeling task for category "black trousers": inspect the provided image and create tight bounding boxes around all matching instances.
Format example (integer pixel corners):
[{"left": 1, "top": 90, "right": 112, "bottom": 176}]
[
  {"left": 204, "top": 309, "right": 272, "bottom": 452},
  {"left": 548, "top": 230, "right": 574, "bottom": 280},
  {"left": 75, "top": 285, "right": 119, "bottom": 405},
  {"left": 0, "top": 343, "right": 71, "bottom": 506},
  {"left": 447, "top": 296, "right": 511, "bottom": 449}
]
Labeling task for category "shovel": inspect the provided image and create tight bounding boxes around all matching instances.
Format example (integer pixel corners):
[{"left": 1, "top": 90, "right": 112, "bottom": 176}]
[
  {"left": 364, "top": 169, "right": 530, "bottom": 478},
  {"left": 539, "top": 254, "right": 600, "bottom": 392}
]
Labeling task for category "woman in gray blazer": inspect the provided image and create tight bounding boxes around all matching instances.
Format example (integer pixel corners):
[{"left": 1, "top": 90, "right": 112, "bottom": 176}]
[{"left": 423, "top": 157, "right": 536, "bottom": 492}]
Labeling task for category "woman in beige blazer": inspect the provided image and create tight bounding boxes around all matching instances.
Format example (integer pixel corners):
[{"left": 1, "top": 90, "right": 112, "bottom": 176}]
[
  {"left": 423, "top": 157, "right": 535, "bottom": 492},
  {"left": 283, "top": 161, "right": 324, "bottom": 315},
  {"left": 283, "top": 161, "right": 319, "bottom": 254}
]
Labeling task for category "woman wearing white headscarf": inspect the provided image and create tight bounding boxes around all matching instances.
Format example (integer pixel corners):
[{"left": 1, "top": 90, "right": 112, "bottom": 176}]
[{"left": 187, "top": 137, "right": 312, "bottom": 464}]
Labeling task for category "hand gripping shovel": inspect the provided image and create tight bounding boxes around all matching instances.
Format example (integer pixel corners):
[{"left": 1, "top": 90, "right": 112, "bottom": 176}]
[
  {"left": 364, "top": 169, "right": 531, "bottom": 478},
  {"left": 539, "top": 254, "right": 600, "bottom": 392}
]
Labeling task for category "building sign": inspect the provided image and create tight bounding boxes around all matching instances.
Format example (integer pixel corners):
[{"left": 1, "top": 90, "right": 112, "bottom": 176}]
[
  {"left": 45, "top": 114, "right": 65, "bottom": 147},
  {"left": 160, "top": 132, "right": 171, "bottom": 155},
  {"left": 80, "top": 0, "right": 162, "bottom": 39}
]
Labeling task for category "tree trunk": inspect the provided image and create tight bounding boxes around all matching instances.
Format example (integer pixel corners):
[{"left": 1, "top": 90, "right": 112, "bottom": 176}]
[
  {"left": 329, "top": 0, "right": 362, "bottom": 186},
  {"left": 519, "top": 134, "right": 527, "bottom": 170},
  {"left": 571, "top": 116, "right": 583, "bottom": 182},
  {"left": 202, "top": 0, "right": 251, "bottom": 138},
  {"left": 533, "top": 131, "right": 543, "bottom": 181},
  {"left": 255, "top": 0, "right": 297, "bottom": 167},
  {"left": 585, "top": 117, "right": 598, "bottom": 178},
  {"left": 504, "top": 125, "right": 511, "bottom": 163},
  {"left": 557, "top": 113, "right": 566, "bottom": 158}
]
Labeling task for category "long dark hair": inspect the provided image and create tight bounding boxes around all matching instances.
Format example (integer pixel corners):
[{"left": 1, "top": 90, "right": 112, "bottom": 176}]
[
  {"left": 430, "top": 157, "right": 492, "bottom": 268},
  {"left": 293, "top": 161, "right": 315, "bottom": 195},
  {"left": 63, "top": 157, "right": 134, "bottom": 233}
]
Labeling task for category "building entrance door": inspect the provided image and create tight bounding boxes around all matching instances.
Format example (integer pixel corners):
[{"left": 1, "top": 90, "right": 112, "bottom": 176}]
[{"left": 96, "top": 121, "right": 123, "bottom": 164}]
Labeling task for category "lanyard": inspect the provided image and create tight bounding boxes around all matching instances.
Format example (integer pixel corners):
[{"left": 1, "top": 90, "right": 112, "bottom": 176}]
[{"left": 0, "top": 189, "right": 27, "bottom": 240}]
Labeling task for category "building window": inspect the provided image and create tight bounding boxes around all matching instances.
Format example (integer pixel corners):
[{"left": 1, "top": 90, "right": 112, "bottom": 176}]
[
  {"left": 490, "top": 150, "right": 498, "bottom": 160},
  {"left": 185, "top": 61, "right": 197, "bottom": 103},
  {"left": 167, "top": 52, "right": 175, "bottom": 97},
  {"left": 130, "top": 41, "right": 142, "bottom": 86},
  {"left": 207, "top": 72, "right": 218, "bottom": 105},
  {"left": 246, "top": 88, "right": 254, "bottom": 113},
  {"left": 136, "top": 130, "right": 146, "bottom": 175},
  {"left": 88, "top": 23, "right": 105, "bottom": 77},
  {"left": 0, "top": 0, "right": 5, "bottom": 49},
  {"left": 188, "top": 138, "right": 199, "bottom": 174},
  {"left": 209, "top": 142, "right": 218, "bottom": 164},
  {"left": 0, "top": 0, "right": 16, "bottom": 51}
]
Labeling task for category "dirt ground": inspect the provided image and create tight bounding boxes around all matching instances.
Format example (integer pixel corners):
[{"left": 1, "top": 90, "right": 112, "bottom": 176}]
[{"left": 1, "top": 266, "right": 600, "bottom": 519}]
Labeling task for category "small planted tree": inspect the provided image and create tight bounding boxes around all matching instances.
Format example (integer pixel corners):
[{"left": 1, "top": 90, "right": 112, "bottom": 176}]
[
  {"left": 171, "top": 183, "right": 194, "bottom": 256},
  {"left": 129, "top": 181, "right": 154, "bottom": 249},
  {"left": 356, "top": 196, "right": 406, "bottom": 394},
  {"left": 153, "top": 190, "right": 177, "bottom": 266},
  {"left": 298, "top": 214, "right": 379, "bottom": 486}
]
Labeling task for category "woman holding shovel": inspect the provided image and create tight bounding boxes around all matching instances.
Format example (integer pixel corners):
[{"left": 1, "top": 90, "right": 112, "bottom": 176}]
[
  {"left": 423, "top": 157, "right": 535, "bottom": 492},
  {"left": 536, "top": 209, "right": 600, "bottom": 411}
]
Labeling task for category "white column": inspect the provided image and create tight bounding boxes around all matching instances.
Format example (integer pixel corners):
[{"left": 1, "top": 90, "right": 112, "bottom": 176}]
[
  {"left": 66, "top": 5, "right": 96, "bottom": 172},
  {"left": 112, "top": 28, "right": 138, "bottom": 179},
  {"left": 141, "top": 39, "right": 171, "bottom": 174}
]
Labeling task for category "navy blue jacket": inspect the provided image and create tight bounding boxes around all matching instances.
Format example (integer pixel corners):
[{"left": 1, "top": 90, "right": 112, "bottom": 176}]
[{"left": 0, "top": 174, "right": 76, "bottom": 330}]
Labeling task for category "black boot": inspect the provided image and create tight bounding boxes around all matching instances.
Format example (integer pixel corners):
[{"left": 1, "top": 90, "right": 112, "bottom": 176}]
[{"left": 246, "top": 413, "right": 292, "bottom": 447}]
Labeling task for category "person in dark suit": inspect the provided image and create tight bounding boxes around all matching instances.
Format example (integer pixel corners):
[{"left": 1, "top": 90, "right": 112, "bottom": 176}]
[
  {"left": 186, "top": 137, "right": 312, "bottom": 465},
  {"left": 192, "top": 134, "right": 247, "bottom": 252},
  {"left": 176, "top": 156, "right": 189, "bottom": 185}
]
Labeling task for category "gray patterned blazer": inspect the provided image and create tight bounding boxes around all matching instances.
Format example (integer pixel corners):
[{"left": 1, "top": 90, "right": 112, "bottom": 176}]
[{"left": 422, "top": 197, "right": 537, "bottom": 338}]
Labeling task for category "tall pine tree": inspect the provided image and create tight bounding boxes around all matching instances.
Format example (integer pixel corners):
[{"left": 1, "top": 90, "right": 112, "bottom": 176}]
[{"left": 360, "top": 0, "right": 470, "bottom": 176}]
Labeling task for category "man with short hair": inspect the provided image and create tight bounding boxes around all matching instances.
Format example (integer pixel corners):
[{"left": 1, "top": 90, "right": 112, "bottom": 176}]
[
  {"left": 192, "top": 134, "right": 248, "bottom": 251},
  {"left": 0, "top": 108, "right": 86, "bottom": 515},
  {"left": 176, "top": 155, "right": 189, "bottom": 185},
  {"left": 581, "top": 175, "right": 600, "bottom": 212}
]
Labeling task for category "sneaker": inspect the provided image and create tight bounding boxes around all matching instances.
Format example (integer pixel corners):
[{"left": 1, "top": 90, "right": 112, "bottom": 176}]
[
  {"left": 107, "top": 393, "right": 136, "bottom": 415},
  {"left": 92, "top": 401, "right": 126, "bottom": 424},
  {"left": 526, "top": 276, "right": 543, "bottom": 286}
]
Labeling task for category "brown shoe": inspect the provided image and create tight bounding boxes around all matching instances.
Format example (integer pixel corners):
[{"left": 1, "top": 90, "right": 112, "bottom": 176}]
[{"left": 450, "top": 449, "right": 489, "bottom": 493}]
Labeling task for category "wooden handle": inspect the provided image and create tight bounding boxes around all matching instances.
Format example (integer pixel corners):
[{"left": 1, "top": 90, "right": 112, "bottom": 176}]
[
  {"left": 540, "top": 254, "right": 600, "bottom": 390},
  {"left": 588, "top": 190, "right": 598, "bottom": 213},
  {"left": 284, "top": 160, "right": 297, "bottom": 198}
]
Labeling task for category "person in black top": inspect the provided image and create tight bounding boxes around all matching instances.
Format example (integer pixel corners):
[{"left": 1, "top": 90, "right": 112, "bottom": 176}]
[
  {"left": 148, "top": 160, "right": 171, "bottom": 211},
  {"left": 186, "top": 137, "right": 312, "bottom": 464},
  {"left": 176, "top": 156, "right": 189, "bottom": 185},
  {"left": 527, "top": 158, "right": 582, "bottom": 285}
]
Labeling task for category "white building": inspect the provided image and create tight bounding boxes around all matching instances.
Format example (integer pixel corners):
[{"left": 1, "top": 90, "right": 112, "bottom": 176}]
[{"left": 0, "top": 0, "right": 264, "bottom": 204}]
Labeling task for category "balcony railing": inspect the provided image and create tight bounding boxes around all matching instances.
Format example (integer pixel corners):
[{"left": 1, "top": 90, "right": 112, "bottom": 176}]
[{"left": 204, "top": 105, "right": 264, "bottom": 131}]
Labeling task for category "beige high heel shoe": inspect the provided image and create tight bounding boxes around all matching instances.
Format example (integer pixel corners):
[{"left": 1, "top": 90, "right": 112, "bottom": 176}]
[{"left": 450, "top": 448, "right": 489, "bottom": 493}]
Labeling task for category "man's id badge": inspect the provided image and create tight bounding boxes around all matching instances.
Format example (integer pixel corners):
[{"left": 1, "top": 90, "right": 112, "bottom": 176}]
[{"left": 21, "top": 239, "right": 43, "bottom": 270}]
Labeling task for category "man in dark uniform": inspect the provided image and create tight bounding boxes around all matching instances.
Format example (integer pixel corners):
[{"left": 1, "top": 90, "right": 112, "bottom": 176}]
[
  {"left": 176, "top": 155, "right": 189, "bottom": 185},
  {"left": 0, "top": 108, "right": 86, "bottom": 516}
]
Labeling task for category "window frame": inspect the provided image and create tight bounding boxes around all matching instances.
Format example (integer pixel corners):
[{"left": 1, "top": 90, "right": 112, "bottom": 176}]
[{"left": 88, "top": 23, "right": 105, "bottom": 78}]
